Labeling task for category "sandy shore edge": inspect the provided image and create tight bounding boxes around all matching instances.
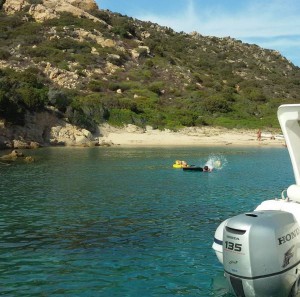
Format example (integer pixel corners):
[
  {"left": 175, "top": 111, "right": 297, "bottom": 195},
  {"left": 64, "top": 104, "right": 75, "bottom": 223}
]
[{"left": 98, "top": 124, "right": 285, "bottom": 147}]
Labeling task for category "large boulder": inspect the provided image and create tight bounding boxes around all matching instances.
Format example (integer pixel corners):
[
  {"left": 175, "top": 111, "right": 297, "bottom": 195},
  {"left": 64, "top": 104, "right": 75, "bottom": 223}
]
[
  {"left": 0, "top": 149, "right": 24, "bottom": 161},
  {"left": 2, "top": 0, "right": 29, "bottom": 14},
  {"left": 0, "top": 149, "right": 35, "bottom": 163},
  {"left": 3, "top": 0, "right": 102, "bottom": 23},
  {"left": 50, "top": 124, "right": 94, "bottom": 146}
]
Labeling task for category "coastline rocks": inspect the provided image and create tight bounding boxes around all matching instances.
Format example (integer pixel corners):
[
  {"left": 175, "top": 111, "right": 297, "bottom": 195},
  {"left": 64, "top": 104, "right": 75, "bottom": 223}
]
[
  {"left": 0, "top": 149, "right": 23, "bottom": 160},
  {"left": 0, "top": 111, "right": 101, "bottom": 149},
  {"left": 24, "top": 156, "right": 35, "bottom": 163},
  {"left": 50, "top": 124, "right": 94, "bottom": 146},
  {"left": 13, "top": 140, "right": 41, "bottom": 149},
  {"left": 0, "top": 149, "right": 35, "bottom": 162}
]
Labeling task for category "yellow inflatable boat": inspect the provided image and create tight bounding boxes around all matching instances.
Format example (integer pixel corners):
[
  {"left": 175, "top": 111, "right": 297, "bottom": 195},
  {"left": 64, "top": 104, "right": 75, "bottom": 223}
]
[{"left": 172, "top": 160, "right": 188, "bottom": 168}]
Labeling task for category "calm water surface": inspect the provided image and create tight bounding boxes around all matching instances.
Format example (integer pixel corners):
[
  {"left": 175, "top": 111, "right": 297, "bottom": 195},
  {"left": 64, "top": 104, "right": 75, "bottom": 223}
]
[{"left": 0, "top": 146, "right": 294, "bottom": 296}]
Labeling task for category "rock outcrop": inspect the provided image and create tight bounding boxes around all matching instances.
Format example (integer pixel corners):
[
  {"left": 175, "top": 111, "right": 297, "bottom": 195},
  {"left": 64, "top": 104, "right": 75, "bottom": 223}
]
[
  {"left": 0, "top": 149, "right": 24, "bottom": 160},
  {"left": 0, "top": 110, "right": 98, "bottom": 149},
  {"left": 0, "top": 149, "right": 35, "bottom": 163},
  {"left": 50, "top": 123, "right": 95, "bottom": 146},
  {"left": 2, "top": 0, "right": 102, "bottom": 23}
]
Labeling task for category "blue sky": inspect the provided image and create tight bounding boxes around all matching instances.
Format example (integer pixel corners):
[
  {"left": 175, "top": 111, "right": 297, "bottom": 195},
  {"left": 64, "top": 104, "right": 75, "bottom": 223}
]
[{"left": 96, "top": 0, "right": 300, "bottom": 67}]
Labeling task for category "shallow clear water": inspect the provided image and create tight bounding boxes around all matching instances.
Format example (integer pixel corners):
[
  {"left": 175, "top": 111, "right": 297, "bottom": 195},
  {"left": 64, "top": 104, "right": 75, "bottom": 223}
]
[{"left": 0, "top": 146, "right": 294, "bottom": 296}]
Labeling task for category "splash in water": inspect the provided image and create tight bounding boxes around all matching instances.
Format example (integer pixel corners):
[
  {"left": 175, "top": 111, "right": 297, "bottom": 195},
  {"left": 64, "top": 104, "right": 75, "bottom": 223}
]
[{"left": 205, "top": 154, "right": 227, "bottom": 170}]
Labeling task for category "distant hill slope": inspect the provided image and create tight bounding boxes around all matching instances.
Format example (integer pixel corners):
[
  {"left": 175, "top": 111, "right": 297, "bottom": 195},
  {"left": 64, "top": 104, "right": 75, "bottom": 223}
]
[{"left": 0, "top": 0, "right": 299, "bottom": 136}]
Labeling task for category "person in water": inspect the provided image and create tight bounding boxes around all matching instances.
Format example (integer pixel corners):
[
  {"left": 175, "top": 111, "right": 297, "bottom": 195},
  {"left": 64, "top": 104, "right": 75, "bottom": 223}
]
[{"left": 203, "top": 165, "right": 212, "bottom": 172}]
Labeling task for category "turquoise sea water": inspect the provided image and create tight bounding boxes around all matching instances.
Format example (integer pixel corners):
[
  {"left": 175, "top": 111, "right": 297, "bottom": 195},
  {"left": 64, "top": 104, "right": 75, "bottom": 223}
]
[{"left": 0, "top": 146, "right": 294, "bottom": 296}]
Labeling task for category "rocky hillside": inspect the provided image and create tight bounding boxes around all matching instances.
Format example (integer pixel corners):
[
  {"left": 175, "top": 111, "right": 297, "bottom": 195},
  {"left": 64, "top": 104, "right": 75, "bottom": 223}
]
[{"left": 0, "top": 0, "right": 299, "bottom": 149}]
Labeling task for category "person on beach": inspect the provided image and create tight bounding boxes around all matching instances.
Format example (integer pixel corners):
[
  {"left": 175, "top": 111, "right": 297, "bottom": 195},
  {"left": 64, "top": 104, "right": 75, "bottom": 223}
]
[{"left": 257, "top": 129, "right": 262, "bottom": 141}]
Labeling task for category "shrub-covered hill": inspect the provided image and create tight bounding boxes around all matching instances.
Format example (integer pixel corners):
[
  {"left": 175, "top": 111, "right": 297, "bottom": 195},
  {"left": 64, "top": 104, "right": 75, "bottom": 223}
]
[{"left": 0, "top": 0, "right": 300, "bottom": 133}]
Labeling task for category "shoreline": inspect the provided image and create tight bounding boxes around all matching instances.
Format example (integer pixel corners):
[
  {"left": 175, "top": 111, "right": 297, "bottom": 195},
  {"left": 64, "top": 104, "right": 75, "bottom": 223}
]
[
  {"left": 0, "top": 124, "right": 286, "bottom": 152},
  {"left": 98, "top": 125, "right": 286, "bottom": 147}
]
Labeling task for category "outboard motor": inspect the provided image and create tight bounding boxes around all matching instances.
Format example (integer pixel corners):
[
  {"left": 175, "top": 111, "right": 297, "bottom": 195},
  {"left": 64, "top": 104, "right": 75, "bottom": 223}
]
[{"left": 223, "top": 210, "right": 300, "bottom": 297}]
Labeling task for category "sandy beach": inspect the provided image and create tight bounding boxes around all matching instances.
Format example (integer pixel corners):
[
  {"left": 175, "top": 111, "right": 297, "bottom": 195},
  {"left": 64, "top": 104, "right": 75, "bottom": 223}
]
[{"left": 98, "top": 124, "right": 285, "bottom": 147}]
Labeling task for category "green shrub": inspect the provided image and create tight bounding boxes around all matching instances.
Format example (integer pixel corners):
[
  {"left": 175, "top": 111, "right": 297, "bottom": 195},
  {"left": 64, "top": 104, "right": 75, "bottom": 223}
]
[
  {"left": 201, "top": 96, "right": 232, "bottom": 114},
  {"left": 87, "top": 80, "right": 105, "bottom": 92},
  {"left": 107, "top": 81, "right": 137, "bottom": 92},
  {"left": 16, "top": 87, "right": 48, "bottom": 110},
  {"left": 27, "top": 0, "right": 43, "bottom": 4},
  {"left": 23, "top": 44, "right": 60, "bottom": 59},
  {"left": 0, "top": 49, "right": 11, "bottom": 60},
  {"left": 44, "top": 12, "right": 101, "bottom": 31},
  {"left": 54, "top": 38, "right": 91, "bottom": 54},
  {"left": 91, "top": 11, "right": 111, "bottom": 24},
  {"left": 0, "top": 92, "right": 25, "bottom": 125},
  {"left": 108, "top": 108, "right": 135, "bottom": 126},
  {"left": 68, "top": 94, "right": 110, "bottom": 130},
  {"left": 0, "top": 67, "right": 49, "bottom": 122},
  {"left": 0, "top": 12, "right": 24, "bottom": 30},
  {"left": 10, "top": 21, "right": 42, "bottom": 40},
  {"left": 48, "top": 88, "right": 72, "bottom": 112},
  {"left": 242, "top": 87, "right": 267, "bottom": 102},
  {"left": 67, "top": 108, "right": 96, "bottom": 131},
  {"left": 148, "top": 82, "right": 165, "bottom": 95},
  {"left": 118, "top": 97, "right": 141, "bottom": 113},
  {"left": 111, "top": 17, "right": 136, "bottom": 38}
]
